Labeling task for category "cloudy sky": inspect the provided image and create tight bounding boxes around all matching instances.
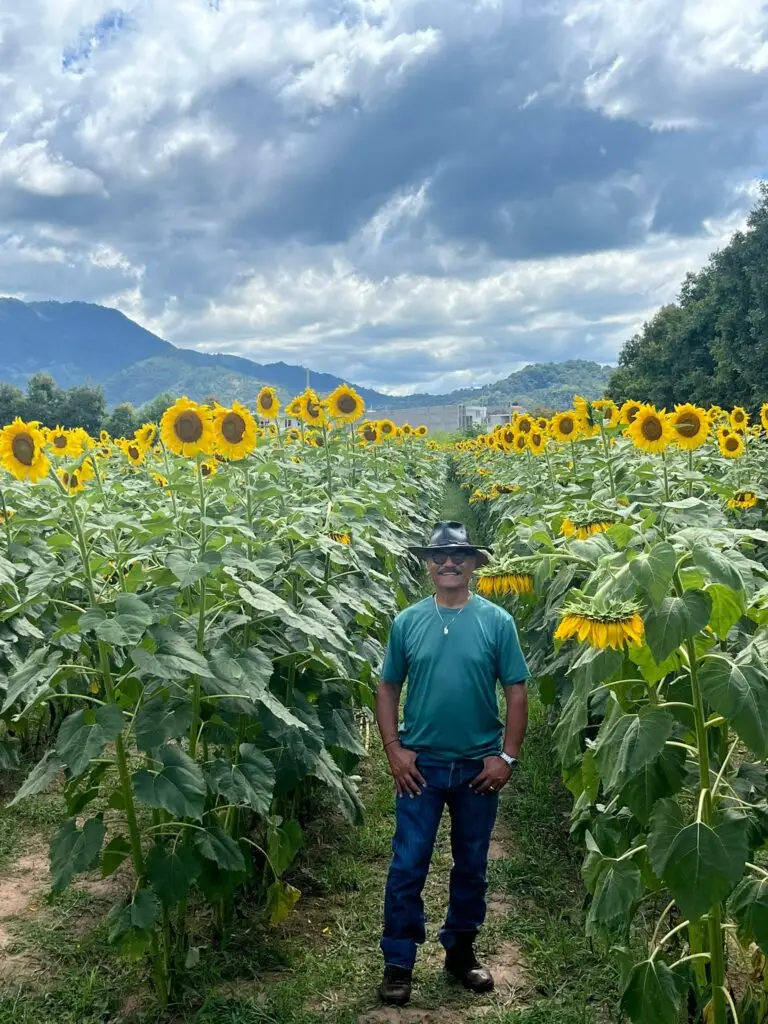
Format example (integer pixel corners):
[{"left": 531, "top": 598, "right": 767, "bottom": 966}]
[{"left": 1, "top": 1, "right": 767, "bottom": 394}]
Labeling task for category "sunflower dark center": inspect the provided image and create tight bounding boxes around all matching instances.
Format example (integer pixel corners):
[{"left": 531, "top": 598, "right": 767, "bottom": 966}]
[
  {"left": 128, "top": 445, "right": 140, "bottom": 460},
  {"left": 314, "top": 434, "right": 325, "bottom": 447},
  {"left": 70, "top": 473, "right": 79, "bottom": 488},
  {"left": 175, "top": 411, "right": 203, "bottom": 443},
  {"left": 381, "top": 423, "right": 393, "bottom": 434},
  {"left": 62, "top": 472, "right": 71, "bottom": 486},
  {"left": 735, "top": 411, "right": 745, "bottom": 422},
  {"left": 202, "top": 463, "right": 212, "bottom": 476},
  {"left": 518, "top": 419, "right": 532, "bottom": 433},
  {"left": 727, "top": 436, "right": 739, "bottom": 451},
  {"left": 560, "top": 417, "right": 574, "bottom": 435},
  {"left": 363, "top": 426, "right": 377, "bottom": 442},
  {"left": 337, "top": 394, "right": 357, "bottom": 415},
  {"left": 627, "top": 406, "right": 640, "bottom": 423},
  {"left": 261, "top": 392, "right": 274, "bottom": 410},
  {"left": 642, "top": 417, "right": 663, "bottom": 441},
  {"left": 306, "top": 400, "right": 320, "bottom": 418},
  {"left": 676, "top": 412, "right": 700, "bottom": 437},
  {"left": 12, "top": 433, "right": 35, "bottom": 466},
  {"left": 532, "top": 433, "right": 542, "bottom": 445},
  {"left": 53, "top": 435, "right": 67, "bottom": 449},
  {"left": 222, "top": 412, "right": 245, "bottom": 444}
]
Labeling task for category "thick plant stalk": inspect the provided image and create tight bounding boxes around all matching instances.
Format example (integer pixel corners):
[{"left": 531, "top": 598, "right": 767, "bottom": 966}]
[
  {"left": 188, "top": 462, "right": 208, "bottom": 759},
  {"left": 599, "top": 423, "right": 616, "bottom": 498}
]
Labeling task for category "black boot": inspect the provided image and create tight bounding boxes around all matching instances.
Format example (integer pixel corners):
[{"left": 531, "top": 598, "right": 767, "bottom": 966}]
[
  {"left": 445, "top": 939, "right": 494, "bottom": 993},
  {"left": 379, "top": 964, "right": 413, "bottom": 1006}
]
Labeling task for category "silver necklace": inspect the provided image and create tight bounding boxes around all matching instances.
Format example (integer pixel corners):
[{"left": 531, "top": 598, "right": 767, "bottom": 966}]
[{"left": 434, "top": 593, "right": 473, "bottom": 636}]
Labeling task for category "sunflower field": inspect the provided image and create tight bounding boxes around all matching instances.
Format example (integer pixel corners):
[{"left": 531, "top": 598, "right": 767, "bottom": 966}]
[
  {"left": 0, "top": 384, "right": 440, "bottom": 1003},
  {"left": 453, "top": 398, "right": 768, "bottom": 1024}
]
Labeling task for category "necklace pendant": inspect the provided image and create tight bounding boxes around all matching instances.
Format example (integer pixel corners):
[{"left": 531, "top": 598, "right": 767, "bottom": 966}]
[{"left": 443, "top": 626, "right": 449, "bottom": 635}]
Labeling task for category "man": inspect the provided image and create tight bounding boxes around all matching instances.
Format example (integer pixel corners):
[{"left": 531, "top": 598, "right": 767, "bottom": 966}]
[{"left": 376, "top": 521, "right": 529, "bottom": 1007}]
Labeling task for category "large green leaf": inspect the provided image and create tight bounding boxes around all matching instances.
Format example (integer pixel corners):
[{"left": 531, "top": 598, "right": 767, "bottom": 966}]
[
  {"left": 618, "top": 745, "right": 687, "bottom": 825},
  {"left": 0, "top": 648, "right": 62, "bottom": 714},
  {"left": 729, "top": 875, "right": 768, "bottom": 954},
  {"left": 620, "top": 959, "right": 684, "bottom": 1024},
  {"left": 699, "top": 649, "right": 768, "bottom": 757},
  {"left": 193, "top": 826, "right": 246, "bottom": 873},
  {"left": 690, "top": 544, "right": 745, "bottom": 592},
  {"left": 266, "top": 879, "right": 301, "bottom": 924},
  {"left": 708, "top": 583, "right": 746, "bottom": 639},
  {"left": 317, "top": 706, "right": 366, "bottom": 756},
  {"left": 586, "top": 858, "right": 643, "bottom": 941},
  {"left": 629, "top": 542, "right": 675, "bottom": 609},
  {"left": 594, "top": 704, "right": 674, "bottom": 795},
  {"left": 134, "top": 696, "right": 193, "bottom": 752},
  {"left": 131, "top": 627, "right": 212, "bottom": 680},
  {"left": 206, "top": 744, "right": 275, "bottom": 815},
  {"left": 56, "top": 705, "right": 124, "bottom": 777},
  {"left": 9, "top": 750, "right": 62, "bottom": 807},
  {"left": 648, "top": 800, "right": 748, "bottom": 918},
  {"left": 644, "top": 591, "right": 711, "bottom": 663},
  {"left": 165, "top": 552, "right": 214, "bottom": 588},
  {"left": 132, "top": 744, "right": 206, "bottom": 820},
  {"left": 553, "top": 689, "right": 588, "bottom": 769},
  {"left": 107, "top": 889, "right": 161, "bottom": 953},
  {"left": 50, "top": 816, "right": 106, "bottom": 892},
  {"left": 146, "top": 842, "right": 201, "bottom": 908},
  {"left": 267, "top": 818, "right": 303, "bottom": 877}
]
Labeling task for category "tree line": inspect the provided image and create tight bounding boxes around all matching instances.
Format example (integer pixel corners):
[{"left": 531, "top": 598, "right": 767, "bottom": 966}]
[
  {"left": 608, "top": 182, "right": 768, "bottom": 411},
  {"left": 0, "top": 373, "right": 178, "bottom": 436}
]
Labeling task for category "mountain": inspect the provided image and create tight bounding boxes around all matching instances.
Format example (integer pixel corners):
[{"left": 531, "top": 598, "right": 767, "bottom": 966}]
[{"left": 0, "top": 298, "right": 611, "bottom": 411}]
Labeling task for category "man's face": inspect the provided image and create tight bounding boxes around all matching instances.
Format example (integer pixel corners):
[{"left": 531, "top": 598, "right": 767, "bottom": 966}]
[{"left": 428, "top": 549, "right": 477, "bottom": 590}]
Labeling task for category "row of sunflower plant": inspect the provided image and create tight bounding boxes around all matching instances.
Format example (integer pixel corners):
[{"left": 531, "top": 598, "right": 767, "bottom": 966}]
[
  {"left": 451, "top": 398, "right": 768, "bottom": 1024},
  {"left": 0, "top": 383, "right": 442, "bottom": 1004}
]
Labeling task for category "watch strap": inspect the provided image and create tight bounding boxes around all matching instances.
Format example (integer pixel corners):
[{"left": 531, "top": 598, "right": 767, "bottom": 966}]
[{"left": 500, "top": 752, "right": 518, "bottom": 769}]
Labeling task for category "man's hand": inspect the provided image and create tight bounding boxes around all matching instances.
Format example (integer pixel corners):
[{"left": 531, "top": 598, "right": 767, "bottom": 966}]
[
  {"left": 386, "top": 743, "right": 426, "bottom": 798},
  {"left": 470, "top": 755, "right": 512, "bottom": 795}
]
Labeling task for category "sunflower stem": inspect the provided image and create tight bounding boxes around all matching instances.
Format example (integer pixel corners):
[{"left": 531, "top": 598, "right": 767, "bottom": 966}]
[
  {"left": 188, "top": 460, "right": 208, "bottom": 760},
  {"left": 322, "top": 423, "right": 333, "bottom": 498},
  {"left": 0, "top": 482, "right": 11, "bottom": 552},
  {"left": 687, "top": 449, "right": 694, "bottom": 498},
  {"left": 661, "top": 449, "right": 671, "bottom": 501},
  {"left": 599, "top": 423, "right": 616, "bottom": 498}
]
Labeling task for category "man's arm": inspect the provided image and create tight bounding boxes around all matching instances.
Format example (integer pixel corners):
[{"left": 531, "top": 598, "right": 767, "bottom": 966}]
[{"left": 375, "top": 682, "right": 426, "bottom": 798}]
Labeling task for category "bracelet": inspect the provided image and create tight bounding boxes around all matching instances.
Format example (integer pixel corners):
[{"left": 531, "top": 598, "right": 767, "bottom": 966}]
[{"left": 383, "top": 739, "right": 399, "bottom": 749}]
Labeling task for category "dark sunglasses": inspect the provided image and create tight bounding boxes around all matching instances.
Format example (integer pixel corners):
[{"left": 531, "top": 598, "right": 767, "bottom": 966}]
[{"left": 430, "top": 549, "right": 474, "bottom": 566}]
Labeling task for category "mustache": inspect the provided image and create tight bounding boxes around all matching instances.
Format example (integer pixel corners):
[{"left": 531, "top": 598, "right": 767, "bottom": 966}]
[{"left": 438, "top": 568, "right": 462, "bottom": 575}]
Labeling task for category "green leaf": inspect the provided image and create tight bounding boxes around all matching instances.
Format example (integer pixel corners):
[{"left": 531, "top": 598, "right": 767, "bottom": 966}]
[
  {"left": 0, "top": 648, "right": 62, "bottom": 714},
  {"left": 618, "top": 746, "right": 686, "bottom": 825},
  {"left": 131, "top": 627, "right": 212, "bottom": 680},
  {"left": 165, "top": 552, "right": 213, "bottom": 588},
  {"left": 206, "top": 744, "right": 275, "bottom": 815},
  {"left": 8, "top": 750, "right": 62, "bottom": 807},
  {"left": 134, "top": 696, "right": 193, "bottom": 753},
  {"left": 317, "top": 706, "right": 366, "bottom": 756},
  {"left": 594, "top": 705, "right": 674, "bottom": 795},
  {"left": 102, "top": 837, "right": 132, "bottom": 878},
  {"left": 113, "top": 594, "right": 155, "bottom": 645},
  {"left": 266, "top": 880, "right": 301, "bottom": 925},
  {"left": 648, "top": 801, "right": 748, "bottom": 918},
  {"left": 629, "top": 643, "right": 681, "bottom": 686},
  {"left": 56, "top": 705, "right": 124, "bottom": 777},
  {"left": 699, "top": 649, "right": 768, "bottom": 757},
  {"left": 50, "top": 817, "right": 106, "bottom": 892},
  {"left": 95, "top": 618, "right": 128, "bottom": 645},
  {"left": 267, "top": 819, "right": 303, "bottom": 877},
  {"left": 620, "top": 959, "right": 684, "bottom": 1024},
  {"left": 193, "top": 826, "right": 246, "bottom": 873},
  {"left": 554, "top": 689, "right": 589, "bottom": 769},
  {"left": 629, "top": 542, "right": 676, "bottom": 610},
  {"left": 586, "top": 859, "right": 643, "bottom": 940},
  {"left": 729, "top": 875, "right": 768, "bottom": 954},
  {"left": 644, "top": 591, "right": 711, "bottom": 663},
  {"left": 108, "top": 889, "right": 160, "bottom": 950},
  {"left": 690, "top": 544, "right": 744, "bottom": 592},
  {"left": 146, "top": 842, "right": 201, "bottom": 908},
  {"left": 708, "top": 583, "right": 746, "bottom": 639},
  {"left": 132, "top": 745, "right": 206, "bottom": 820}
]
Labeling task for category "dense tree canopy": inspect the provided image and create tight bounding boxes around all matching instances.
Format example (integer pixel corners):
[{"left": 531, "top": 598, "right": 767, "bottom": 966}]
[{"left": 608, "top": 184, "right": 768, "bottom": 410}]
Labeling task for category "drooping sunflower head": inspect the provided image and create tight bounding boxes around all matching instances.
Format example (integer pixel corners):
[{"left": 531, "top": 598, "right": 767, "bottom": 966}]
[
  {"left": 213, "top": 400, "right": 257, "bottom": 460},
  {"left": 256, "top": 386, "right": 280, "bottom": 420},
  {"left": 627, "top": 405, "right": 675, "bottom": 453},
  {"left": 328, "top": 531, "right": 351, "bottom": 545},
  {"left": 0, "top": 419, "right": 50, "bottom": 483},
  {"left": 730, "top": 406, "right": 749, "bottom": 432},
  {"left": 117, "top": 438, "right": 146, "bottom": 466},
  {"left": 619, "top": 400, "right": 642, "bottom": 427},
  {"left": 669, "top": 403, "right": 710, "bottom": 451},
  {"left": 135, "top": 422, "right": 157, "bottom": 448},
  {"left": 728, "top": 490, "right": 758, "bottom": 510},
  {"left": 554, "top": 592, "right": 644, "bottom": 651},
  {"left": 57, "top": 459, "right": 95, "bottom": 496},
  {"left": 560, "top": 510, "right": 617, "bottom": 540},
  {"left": 299, "top": 389, "right": 327, "bottom": 428},
  {"left": 160, "top": 398, "right": 215, "bottom": 457},
  {"left": 326, "top": 384, "right": 365, "bottom": 423},
  {"left": 475, "top": 559, "right": 536, "bottom": 599},
  {"left": 719, "top": 431, "right": 745, "bottom": 459},
  {"left": 550, "top": 411, "right": 580, "bottom": 443}
]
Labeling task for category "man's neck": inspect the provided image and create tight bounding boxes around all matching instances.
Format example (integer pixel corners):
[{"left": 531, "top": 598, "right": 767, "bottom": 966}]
[{"left": 434, "top": 587, "right": 472, "bottom": 609}]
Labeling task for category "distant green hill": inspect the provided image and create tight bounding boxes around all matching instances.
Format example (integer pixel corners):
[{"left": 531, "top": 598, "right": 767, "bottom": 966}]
[{"left": 102, "top": 356, "right": 288, "bottom": 407}]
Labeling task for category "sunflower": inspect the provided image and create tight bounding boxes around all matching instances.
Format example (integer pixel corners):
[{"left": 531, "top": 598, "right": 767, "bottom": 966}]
[
  {"left": 358, "top": 422, "right": 380, "bottom": 444},
  {"left": 550, "top": 412, "right": 580, "bottom": 442},
  {"left": 619, "top": 400, "right": 642, "bottom": 426},
  {"left": 475, "top": 570, "right": 534, "bottom": 598},
  {"left": 516, "top": 414, "right": 534, "bottom": 435},
  {"left": 730, "top": 406, "right": 749, "bottom": 432},
  {"left": 328, "top": 532, "right": 351, "bottom": 544},
  {"left": 46, "top": 426, "right": 80, "bottom": 458},
  {"left": 400, "top": 424, "right": 413, "bottom": 437},
  {"left": 593, "top": 399, "right": 619, "bottom": 426},
  {"left": 627, "top": 405, "right": 675, "bottom": 453},
  {"left": 95, "top": 444, "right": 111, "bottom": 460},
  {"left": 299, "top": 389, "right": 327, "bottom": 428},
  {"left": 761, "top": 403, "right": 768, "bottom": 432},
  {"left": 152, "top": 473, "right": 168, "bottom": 488},
  {"left": 285, "top": 397, "right": 303, "bottom": 419},
  {"left": 133, "top": 423, "right": 155, "bottom": 448},
  {"left": 99, "top": 430, "right": 111, "bottom": 445},
  {"left": 326, "top": 384, "right": 365, "bottom": 423},
  {"left": 266, "top": 423, "right": 278, "bottom": 438},
  {"left": 537, "top": 417, "right": 549, "bottom": 430},
  {"left": 561, "top": 517, "right": 616, "bottom": 540},
  {"left": 513, "top": 432, "right": 528, "bottom": 453},
  {"left": 0, "top": 419, "right": 50, "bottom": 483},
  {"left": 256, "top": 386, "right": 280, "bottom": 420},
  {"left": 496, "top": 426, "right": 514, "bottom": 449},
  {"left": 728, "top": 490, "right": 758, "bottom": 510},
  {"left": 573, "top": 395, "right": 596, "bottom": 434},
  {"left": 554, "top": 594, "right": 644, "bottom": 651},
  {"left": 717, "top": 425, "right": 732, "bottom": 442},
  {"left": 117, "top": 438, "right": 146, "bottom": 466},
  {"left": 160, "top": 398, "right": 215, "bottom": 457},
  {"left": 528, "top": 430, "right": 546, "bottom": 455},
  {"left": 199, "top": 459, "right": 218, "bottom": 479},
  {"left": 415, "top": 425, "right": 428, "bottom": 437},
  {"left": 0, "top": 507, "right": 15, "bottom": 525},
  {"left": 669, "top": 403, "right": 710, "bottom": 450},
  {"left": 719, "top": 432, "right": 745, "bottom": 458},
  {"left": 305, "top": 430, "right": 324, "bottom": 447},
  {"left": 285, "top": 427, "right": 302, "bottom": 444},
  {"left": 212, "top": 401, "right": 257, "bottom": 460},
  {"left": 57, "top": 459, "right": 95, "bottom": 496}
]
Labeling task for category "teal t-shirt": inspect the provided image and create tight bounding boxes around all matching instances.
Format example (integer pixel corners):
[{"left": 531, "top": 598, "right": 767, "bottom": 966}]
[{"left": 380, "top": 594, "right": 529, "bottom": 760}]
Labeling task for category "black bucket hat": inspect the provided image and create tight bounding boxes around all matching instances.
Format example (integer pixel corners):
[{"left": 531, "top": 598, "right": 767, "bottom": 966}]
[{"left": 408, "top": 521, "right": 493, "bottom": 568}]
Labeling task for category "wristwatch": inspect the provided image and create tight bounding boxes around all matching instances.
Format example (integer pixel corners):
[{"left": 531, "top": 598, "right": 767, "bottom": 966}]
[{"left": 499, "top": 752, "right": 518, "bottom": 770}]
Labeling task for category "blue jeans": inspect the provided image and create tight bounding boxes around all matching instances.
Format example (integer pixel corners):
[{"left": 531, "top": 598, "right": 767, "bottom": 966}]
[{"left": 380, "top": 754, "right": 499, "bottom": 970}]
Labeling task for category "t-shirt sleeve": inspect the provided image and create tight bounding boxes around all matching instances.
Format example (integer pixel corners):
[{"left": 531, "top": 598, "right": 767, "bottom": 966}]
[
  {"left": 380, "top": 614, "right": 408, "bottom": 685},
  {"left": 496, "top": 612, "right": 530, "bottom": 686}
]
